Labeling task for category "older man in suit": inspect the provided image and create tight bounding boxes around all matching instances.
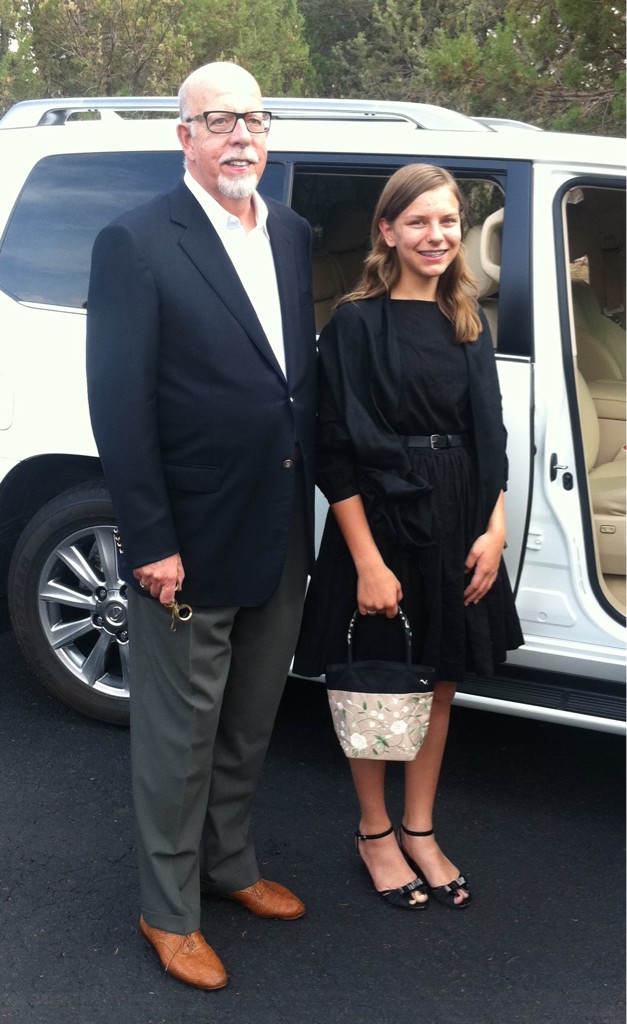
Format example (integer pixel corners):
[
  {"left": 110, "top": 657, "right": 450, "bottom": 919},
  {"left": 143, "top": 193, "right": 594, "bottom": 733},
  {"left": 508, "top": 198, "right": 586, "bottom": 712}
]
[{"left": 86, "top": 62, "right": 316, "bottom": 991}]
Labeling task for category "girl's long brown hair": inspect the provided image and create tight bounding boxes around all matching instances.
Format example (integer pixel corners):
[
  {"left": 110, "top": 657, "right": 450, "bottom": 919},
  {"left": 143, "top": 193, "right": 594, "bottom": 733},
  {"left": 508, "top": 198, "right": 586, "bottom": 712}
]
[{"left": 340, "top": 163, "right": 482, "bottom": 343}]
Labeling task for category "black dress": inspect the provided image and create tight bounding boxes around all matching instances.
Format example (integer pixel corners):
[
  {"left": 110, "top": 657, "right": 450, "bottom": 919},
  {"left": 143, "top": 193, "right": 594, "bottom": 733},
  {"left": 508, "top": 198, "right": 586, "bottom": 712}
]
[{"left": 294, "top": 298, "right": 523, "bottom": 683}]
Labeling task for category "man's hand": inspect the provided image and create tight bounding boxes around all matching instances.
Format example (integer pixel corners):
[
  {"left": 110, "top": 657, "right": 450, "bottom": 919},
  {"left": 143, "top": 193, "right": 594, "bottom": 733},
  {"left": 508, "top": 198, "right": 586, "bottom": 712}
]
[{"left": 133, "top": 554, "right": 185, "bottom": 606}]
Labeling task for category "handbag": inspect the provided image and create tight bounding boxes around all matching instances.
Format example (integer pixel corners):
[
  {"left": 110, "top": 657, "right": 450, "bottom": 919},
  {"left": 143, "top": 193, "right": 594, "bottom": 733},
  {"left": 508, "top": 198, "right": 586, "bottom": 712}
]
[{"left": 325, "top": 607, "right": 435, "bottom": 761}]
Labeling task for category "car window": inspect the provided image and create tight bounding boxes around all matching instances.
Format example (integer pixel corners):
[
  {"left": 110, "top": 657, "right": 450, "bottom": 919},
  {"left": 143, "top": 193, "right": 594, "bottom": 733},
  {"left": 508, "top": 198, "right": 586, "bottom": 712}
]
[
  {"left": 258, "top": 161, "right": 288, "bottom": 202},
  {"left": 561, "top": 181, "right": 626, "bottom": 617},
  {"left": 0, "top": 151, "right": 183, "bottom": 308}
]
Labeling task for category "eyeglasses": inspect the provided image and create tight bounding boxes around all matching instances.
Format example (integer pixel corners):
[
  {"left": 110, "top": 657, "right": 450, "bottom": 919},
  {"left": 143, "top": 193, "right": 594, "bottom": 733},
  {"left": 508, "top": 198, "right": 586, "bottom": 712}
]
[{"left": 184, "top": 110, "right": 272, "bottom": 134}]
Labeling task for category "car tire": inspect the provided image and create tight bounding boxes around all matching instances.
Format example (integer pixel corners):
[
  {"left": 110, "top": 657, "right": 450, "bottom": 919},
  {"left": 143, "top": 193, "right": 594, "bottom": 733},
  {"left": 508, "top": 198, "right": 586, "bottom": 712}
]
[{"left": 8, "top": 480, "right": 130, "bottom": 725}]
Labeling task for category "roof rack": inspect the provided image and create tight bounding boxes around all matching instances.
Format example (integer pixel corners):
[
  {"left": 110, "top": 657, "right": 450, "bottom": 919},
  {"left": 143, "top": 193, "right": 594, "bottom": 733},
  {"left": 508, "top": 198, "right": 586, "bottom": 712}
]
[
  {"left": 0, "top": 95, "right": 489, "bottom": 132},
  {"left": 0, "top": 96, "right": 179, "bottom": 128},
  {"left": 269, "top": 98, "right": 487, "bottom": 132},
  {"left": 472, "top": 115, "right": 541, "bottom": 132}
]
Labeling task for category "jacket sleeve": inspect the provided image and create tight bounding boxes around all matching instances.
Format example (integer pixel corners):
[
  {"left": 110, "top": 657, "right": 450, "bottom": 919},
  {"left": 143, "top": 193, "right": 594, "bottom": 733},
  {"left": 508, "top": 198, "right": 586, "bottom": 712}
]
[{"left": 86, "top": 222, "right": 180, "bottom": 569}]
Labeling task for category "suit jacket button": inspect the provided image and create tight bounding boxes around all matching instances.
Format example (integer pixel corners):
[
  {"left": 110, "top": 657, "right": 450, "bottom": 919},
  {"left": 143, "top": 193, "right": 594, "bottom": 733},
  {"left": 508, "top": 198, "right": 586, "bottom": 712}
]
[{"left": 282, "top": 458, "right": 295, "bottom": 469}]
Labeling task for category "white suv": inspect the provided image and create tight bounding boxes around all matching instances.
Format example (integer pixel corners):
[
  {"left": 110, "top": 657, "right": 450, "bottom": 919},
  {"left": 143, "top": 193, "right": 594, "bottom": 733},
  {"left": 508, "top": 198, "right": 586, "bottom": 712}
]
[{"left": 0, "top": 97, "right": 624, "bottom": 731}]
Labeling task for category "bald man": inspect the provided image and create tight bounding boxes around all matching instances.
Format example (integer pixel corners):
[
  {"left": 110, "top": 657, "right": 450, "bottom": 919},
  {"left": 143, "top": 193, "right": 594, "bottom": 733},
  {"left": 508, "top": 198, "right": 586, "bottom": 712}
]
[{"left": 87, "top": 62, "right": 316, "bottom": 990}]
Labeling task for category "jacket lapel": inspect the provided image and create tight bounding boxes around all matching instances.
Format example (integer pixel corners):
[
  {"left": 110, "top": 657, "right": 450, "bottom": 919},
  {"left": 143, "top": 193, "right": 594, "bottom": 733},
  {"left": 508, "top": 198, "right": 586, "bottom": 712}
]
[
  {"left": 266, "top": 207, "right": 299, "bottom": 382},
  {"left": 169, "top": 182, "right": 285, "bottom": 378}
]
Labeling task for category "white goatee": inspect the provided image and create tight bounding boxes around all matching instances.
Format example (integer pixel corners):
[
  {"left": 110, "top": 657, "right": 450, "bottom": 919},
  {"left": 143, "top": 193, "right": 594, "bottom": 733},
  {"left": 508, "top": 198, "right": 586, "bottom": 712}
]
[{"left": 217, "top": 172, "right": 258, "bottom": 200}]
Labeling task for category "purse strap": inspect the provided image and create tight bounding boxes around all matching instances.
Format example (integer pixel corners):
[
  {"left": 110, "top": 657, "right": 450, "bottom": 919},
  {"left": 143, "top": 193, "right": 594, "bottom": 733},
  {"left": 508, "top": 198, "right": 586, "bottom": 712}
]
[{"left": 346, "top": 606, "right": 413, "bottom": 667}]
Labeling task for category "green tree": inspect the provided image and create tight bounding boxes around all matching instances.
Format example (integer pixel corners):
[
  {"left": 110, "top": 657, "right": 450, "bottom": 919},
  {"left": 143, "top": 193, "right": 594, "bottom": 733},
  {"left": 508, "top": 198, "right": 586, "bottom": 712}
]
[
  {"left": 0, "top": 0, "right": 311, "bottom": 113},
  {"left": 2, "top": 0, "right": 624, "bottom": 133},
  {"left": 330, "top": 0, "right": 427, "bottom": 99},
  {"left": 40, "top": 0, "right": 191, "bottom": 96},
  {"left": 321, "top": 0, "right": 624, "bottom": 134},
  {"left": 426, "top": 0, "right": 625, "bottom": 133},
  {"left": 539, "top": 0, "right": 625, "bottom": 132},
  {"left": 0, "top": 1, "right": 39, "bottom": 109},
  {"left": 180, "top": 0, "right": 311, "bottom": 96},
  {"left": 297, "top": 0, "right": 374, "bottom": 91},
  {"left": 421, "top": 0, "right": 509, "bottom": 37}
]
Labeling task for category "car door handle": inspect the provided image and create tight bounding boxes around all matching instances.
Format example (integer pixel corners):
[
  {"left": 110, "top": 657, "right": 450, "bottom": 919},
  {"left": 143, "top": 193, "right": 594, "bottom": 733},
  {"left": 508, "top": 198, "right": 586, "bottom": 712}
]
[{"left": 549, "top": 452, "right": 568, "bottom": 481}]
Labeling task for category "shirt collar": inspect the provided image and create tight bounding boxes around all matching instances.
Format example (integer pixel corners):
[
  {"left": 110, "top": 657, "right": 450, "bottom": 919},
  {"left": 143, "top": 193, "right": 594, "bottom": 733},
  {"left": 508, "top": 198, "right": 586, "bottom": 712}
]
[{"left": 183, "top": 170, "right": 269, "bottom": 236}]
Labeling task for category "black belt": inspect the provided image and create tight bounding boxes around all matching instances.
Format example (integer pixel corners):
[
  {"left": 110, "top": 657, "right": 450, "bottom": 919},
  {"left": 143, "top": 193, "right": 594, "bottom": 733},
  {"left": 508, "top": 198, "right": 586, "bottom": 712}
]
[{"left": 401, "top": 434, "right": 466, "bottom": 450}]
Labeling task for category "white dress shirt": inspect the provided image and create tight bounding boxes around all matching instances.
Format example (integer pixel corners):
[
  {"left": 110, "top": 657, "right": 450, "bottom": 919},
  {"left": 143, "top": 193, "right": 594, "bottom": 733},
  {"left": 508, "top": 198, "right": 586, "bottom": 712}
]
[{"left": 184, "top": 170, "right": 286, "bottom": 376}]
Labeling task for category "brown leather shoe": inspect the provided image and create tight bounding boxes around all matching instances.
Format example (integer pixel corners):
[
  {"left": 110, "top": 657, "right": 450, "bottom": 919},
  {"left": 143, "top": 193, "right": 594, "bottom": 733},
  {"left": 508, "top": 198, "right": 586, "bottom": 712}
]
[
  {"left": 139, "top": 915, "right": 228, "bottom": 990},
  {"left": 223, "top": 879, "right": 305, "bottom": 919}
]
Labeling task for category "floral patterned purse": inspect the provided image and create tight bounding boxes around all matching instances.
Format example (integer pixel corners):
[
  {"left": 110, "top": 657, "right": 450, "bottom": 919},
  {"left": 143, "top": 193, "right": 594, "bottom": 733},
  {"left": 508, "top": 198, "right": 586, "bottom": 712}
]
[{"left": 325, "top": 607, "right": 435, "bottom": 761}]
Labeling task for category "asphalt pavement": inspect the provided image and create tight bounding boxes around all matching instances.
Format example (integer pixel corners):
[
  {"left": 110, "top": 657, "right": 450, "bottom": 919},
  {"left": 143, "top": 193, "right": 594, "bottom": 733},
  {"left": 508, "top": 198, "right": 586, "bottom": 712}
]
[{"left": 0, "top": 630, "right": 624, "bottom": 1024}]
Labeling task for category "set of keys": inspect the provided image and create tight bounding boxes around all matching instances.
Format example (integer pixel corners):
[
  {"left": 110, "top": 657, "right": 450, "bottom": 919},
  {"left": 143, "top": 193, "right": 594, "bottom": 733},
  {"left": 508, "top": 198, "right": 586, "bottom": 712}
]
[
  {"left": 137, "top": 572, "right": 193, "bottom": 632},
  {"left": 166, "top": 596, "right": 193, "bottom": 632}
]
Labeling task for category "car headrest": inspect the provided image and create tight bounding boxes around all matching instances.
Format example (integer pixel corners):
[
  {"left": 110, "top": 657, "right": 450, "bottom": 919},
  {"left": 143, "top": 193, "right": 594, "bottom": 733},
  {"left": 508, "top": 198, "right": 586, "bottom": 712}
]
[
  {"left": 480, "top": 208, "right": 504, "bottom": 284},
  {"left": 464, "top": 224, "right": 499, "bottom": 299}
]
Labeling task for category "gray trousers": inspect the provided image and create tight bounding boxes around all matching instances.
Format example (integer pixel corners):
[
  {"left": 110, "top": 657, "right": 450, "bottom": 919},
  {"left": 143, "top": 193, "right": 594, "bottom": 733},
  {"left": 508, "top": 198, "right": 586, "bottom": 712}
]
[{"left": 127, "top": 478, "right": 308, "bottom": 934}]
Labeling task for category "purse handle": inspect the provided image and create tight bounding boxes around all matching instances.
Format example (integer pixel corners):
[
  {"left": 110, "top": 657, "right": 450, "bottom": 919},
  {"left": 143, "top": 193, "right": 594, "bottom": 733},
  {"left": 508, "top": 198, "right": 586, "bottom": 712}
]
[{"left": 346, "top": 606, "right": 413, "bottom": 667}]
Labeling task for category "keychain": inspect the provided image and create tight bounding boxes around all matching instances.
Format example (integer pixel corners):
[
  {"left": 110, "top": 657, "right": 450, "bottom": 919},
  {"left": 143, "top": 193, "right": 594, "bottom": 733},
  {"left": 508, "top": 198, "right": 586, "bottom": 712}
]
[{"left": 166, "top": 586, "right": 193, "bottom": 632}]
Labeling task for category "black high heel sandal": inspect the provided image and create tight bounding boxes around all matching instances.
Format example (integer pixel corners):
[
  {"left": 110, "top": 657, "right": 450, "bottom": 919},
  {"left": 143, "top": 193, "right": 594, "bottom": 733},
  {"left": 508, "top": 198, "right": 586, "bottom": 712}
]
[
  {"left": 398, "top": 824, "right": 471, "bottom": 910},
  {"left": 354, "top": 825, "right": 428, "bottom": 910}
]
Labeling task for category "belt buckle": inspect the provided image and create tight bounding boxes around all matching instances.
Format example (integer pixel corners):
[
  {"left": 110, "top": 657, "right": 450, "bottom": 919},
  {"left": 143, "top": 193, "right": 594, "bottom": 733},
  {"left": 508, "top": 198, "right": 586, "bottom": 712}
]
[{"left": 430, "top": 434, "right": 448, "bottom": 450}]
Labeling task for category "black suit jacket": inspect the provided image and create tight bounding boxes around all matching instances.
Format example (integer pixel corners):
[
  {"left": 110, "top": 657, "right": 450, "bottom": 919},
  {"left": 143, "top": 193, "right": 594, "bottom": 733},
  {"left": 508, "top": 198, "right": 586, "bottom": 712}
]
[{"left": 86, "top": 181, "right": 316, "bottom": 606}]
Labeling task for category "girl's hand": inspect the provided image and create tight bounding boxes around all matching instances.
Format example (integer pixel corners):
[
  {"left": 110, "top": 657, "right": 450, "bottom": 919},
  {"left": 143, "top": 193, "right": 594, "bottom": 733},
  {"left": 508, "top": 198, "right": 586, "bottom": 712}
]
[
  {"left": 357, "top": 562, "right": 403, "bottom": 618},
  {"left": 330, "top": 494, "right": 402, "bottom": 618},
  {"left": 463, "top": 532, "right": 503, "bottom": 606},
  {"left": 465, "top": 490, "right": 506, "bottom": 606}
]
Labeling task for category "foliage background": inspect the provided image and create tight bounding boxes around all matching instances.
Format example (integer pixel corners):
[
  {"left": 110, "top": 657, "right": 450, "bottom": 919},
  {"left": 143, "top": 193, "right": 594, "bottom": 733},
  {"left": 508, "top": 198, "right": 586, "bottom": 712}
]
[{"left": 0, "top": 0, "right": 624, "bottom": 134}]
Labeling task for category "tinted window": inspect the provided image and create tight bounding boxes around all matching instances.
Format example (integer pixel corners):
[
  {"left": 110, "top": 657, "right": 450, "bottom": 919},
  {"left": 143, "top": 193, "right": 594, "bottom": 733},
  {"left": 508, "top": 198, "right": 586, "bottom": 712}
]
[{"left": 0, "top": 152, "right": 183, "bottom": 307}]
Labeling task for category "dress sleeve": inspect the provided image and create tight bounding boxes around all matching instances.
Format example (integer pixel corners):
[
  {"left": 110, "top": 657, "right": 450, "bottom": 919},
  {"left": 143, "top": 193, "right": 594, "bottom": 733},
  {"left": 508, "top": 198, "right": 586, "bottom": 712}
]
[
  {"left": 315, "top": 312, "right": 362, "bottom": 504},
  {"left": 474, "top": 308, "right": 509, "bottom": 495}
]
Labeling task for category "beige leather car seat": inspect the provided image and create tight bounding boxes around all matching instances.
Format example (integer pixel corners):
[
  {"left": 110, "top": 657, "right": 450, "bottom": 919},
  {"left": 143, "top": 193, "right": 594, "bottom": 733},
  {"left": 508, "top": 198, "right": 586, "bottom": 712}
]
[
  {"left": 311, "top": 202, "right": 371, "bottom": 334},
  {"left": 577, "top": 369, "right": 626, "bottom": 577},
  {"left": 567, "top": 193, "right": 626, "bottom": 381},
  {"left": 571, "top": 278, "right": 625, "bottom": 382}
]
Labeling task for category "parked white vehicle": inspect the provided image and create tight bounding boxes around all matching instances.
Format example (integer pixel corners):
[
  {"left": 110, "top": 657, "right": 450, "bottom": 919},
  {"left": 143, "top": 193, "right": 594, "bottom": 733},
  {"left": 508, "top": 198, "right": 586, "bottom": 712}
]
[{"left": 0, "top": 97, "right": 624, "bottom": 730}]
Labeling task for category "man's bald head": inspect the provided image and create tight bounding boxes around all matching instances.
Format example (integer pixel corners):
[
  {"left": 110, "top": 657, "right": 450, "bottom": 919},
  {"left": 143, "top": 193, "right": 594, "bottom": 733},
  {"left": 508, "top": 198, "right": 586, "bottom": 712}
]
[{"left": 178, "top": 62, "right": 262, "bottom": 122}]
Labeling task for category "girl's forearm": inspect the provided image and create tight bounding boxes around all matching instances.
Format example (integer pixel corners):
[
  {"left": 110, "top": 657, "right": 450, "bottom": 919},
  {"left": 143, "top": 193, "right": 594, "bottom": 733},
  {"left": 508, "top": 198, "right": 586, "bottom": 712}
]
[{"left": 331, "top": 495, "right": 384, "bottom": 571}]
